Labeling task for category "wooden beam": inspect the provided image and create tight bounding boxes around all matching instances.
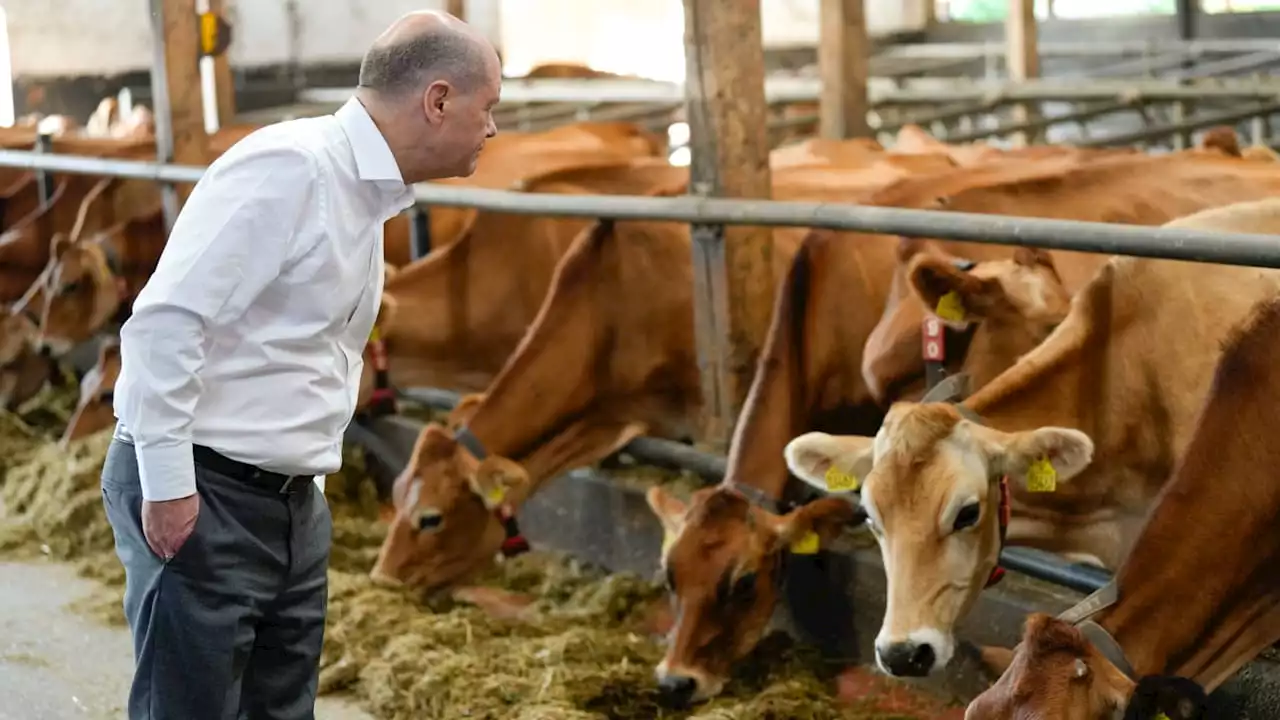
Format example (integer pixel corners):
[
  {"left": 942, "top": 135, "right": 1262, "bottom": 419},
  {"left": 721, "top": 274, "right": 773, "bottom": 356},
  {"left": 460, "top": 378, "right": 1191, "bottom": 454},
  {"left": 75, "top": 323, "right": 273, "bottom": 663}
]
[
  {"left": 209, "top": 0, "right": 236, "bottom": 129},
  {"left": 1005, "top": 0, "right": 1039, "bottom": 145},
  {"left": 818, "top": 0, "right": 870, "bottom": 139},
  {"left": 161, "top": 0, "right": 206, "bottom": 205},
  {"left": 682, "top": 0, "right": 775, "bottom": 452},
  {"left": 447, "top": 0, "right": 466, "bottom": 21}
]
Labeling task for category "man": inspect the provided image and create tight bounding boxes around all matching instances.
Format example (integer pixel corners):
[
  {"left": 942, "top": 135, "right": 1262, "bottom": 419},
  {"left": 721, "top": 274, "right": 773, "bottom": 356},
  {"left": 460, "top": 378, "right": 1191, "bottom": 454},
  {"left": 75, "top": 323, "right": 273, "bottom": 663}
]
[{"left": 101, "top": 10, "right": 500, "bottom": 720}]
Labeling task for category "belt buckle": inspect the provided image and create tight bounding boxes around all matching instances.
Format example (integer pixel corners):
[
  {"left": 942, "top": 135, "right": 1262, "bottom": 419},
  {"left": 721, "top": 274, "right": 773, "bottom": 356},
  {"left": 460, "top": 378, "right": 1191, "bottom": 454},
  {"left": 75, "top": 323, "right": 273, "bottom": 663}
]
[{"left": 279, "top": 475, "right": 297, "bottom": 494}]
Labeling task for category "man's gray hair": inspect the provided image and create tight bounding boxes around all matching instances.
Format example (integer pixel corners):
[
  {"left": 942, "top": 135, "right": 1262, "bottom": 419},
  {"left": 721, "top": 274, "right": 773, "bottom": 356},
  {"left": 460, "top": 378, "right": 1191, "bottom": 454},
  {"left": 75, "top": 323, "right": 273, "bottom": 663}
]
[{"left": 358, "top": 29, "right": 487, "bottom": 98}]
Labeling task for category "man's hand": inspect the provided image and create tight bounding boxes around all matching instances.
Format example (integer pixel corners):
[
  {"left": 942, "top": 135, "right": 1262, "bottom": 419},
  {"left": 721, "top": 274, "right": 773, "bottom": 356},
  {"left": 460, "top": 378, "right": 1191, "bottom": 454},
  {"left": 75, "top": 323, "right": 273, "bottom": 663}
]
[{"left": 142, "top": 493, "right": 200, "bottom": 561}]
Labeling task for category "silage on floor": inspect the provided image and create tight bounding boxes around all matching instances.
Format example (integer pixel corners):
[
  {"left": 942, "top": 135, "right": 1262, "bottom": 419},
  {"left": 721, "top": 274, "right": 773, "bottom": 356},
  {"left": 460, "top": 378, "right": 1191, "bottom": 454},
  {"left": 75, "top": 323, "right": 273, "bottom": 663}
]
[{"left": 0, "top": 389, "right": 953, "bottom": 720}]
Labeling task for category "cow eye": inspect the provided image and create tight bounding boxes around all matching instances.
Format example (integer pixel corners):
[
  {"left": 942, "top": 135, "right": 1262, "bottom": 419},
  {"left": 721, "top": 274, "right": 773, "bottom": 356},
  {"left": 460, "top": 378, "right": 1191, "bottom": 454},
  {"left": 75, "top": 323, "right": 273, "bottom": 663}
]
[
  {"left": 731, "top": 571, "right": 757, "bottom": 601},
  {"left": 953, "top": 503, "right": 981, "bottom": 532},
  {"left": 417, "top": 511, "right": 443, "bottom": 531}
]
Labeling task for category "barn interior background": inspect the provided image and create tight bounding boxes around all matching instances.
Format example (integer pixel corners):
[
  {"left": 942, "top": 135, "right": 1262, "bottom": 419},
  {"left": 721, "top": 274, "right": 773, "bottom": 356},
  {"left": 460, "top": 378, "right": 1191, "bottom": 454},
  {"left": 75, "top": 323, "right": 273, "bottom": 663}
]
[{"left": 4, "top": 1, "right": 1280, "bottom": 718}]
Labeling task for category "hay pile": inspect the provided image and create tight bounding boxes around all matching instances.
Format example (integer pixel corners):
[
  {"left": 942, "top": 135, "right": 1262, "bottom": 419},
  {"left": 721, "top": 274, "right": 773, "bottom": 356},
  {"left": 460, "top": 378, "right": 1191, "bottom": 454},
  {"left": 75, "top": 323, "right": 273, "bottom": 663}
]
[{"left": 0, "top": 388, "right": 956, "bottom": 720}]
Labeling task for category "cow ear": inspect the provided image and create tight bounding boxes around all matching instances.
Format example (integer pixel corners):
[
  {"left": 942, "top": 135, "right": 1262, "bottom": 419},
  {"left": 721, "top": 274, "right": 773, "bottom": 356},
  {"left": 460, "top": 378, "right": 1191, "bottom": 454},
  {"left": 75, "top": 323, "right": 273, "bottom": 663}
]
[
  {"left": 908, "top": 254, "right": 1005, "bottom": 326},
  {"left": 783, "top": 432, "right": 873, "bottom": 496},
  {"left": 988, "top": 426, "right": 1094, "bottom": 493},
  {"left": 767, "top": 496, "right": 863, "bottom": 552},
  {"left": 469, "top": 456, "right": 529, "bottom": 509},
  {"left": 646, "top": 486, "right": 688, "bottom": 557}
]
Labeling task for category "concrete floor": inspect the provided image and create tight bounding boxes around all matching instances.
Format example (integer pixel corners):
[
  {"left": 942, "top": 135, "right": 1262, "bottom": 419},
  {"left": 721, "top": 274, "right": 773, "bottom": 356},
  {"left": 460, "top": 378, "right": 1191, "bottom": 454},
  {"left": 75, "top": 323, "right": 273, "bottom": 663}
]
[{"left": 0, "top": 560, "right": 374, "bottom": 720}]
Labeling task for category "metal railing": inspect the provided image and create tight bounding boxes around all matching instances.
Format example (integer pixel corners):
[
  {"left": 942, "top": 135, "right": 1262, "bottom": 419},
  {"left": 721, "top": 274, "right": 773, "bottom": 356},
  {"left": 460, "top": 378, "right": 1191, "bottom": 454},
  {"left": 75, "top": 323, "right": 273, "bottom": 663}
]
[{"left": 4, "top": 147, "right": 1280, "bottom": 270}]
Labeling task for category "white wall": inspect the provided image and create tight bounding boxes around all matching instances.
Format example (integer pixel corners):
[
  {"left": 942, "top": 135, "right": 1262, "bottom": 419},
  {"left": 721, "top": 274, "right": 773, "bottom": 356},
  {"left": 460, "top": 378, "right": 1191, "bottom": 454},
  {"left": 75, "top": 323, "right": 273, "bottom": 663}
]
[
  {"left": 7, "top": 0, "right": 503, "bottom": 79},
  {"left": 6, "top": 0, "right": 922, "bottom": 80}
]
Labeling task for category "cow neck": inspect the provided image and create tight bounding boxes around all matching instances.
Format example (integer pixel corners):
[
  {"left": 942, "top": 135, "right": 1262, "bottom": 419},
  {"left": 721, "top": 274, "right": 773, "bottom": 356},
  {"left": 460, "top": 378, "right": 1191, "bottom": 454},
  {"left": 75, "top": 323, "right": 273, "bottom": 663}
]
[{"left": 1057, "top": 376, "right": 1280, "bottom": 691}]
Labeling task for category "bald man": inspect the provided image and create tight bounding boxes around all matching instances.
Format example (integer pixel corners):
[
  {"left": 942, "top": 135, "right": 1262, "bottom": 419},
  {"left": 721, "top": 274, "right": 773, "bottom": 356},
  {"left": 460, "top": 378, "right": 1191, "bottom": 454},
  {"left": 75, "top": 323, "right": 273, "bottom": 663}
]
[{"left": 101, "top": 11, "right": 500, "bottom": 720}]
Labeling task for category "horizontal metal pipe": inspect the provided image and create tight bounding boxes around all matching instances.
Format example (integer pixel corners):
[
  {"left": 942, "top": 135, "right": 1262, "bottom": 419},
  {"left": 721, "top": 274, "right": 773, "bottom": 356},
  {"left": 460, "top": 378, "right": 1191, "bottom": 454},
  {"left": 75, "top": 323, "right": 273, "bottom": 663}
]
[
  {"left": 1081, "top": 101, "right": 1280, "bottom": 148},
  {"left": 395, "top": 385, "right": 1110, "bottom": 591},
  {"left": 396, "top": 386, "right": 728, "bottom": 479},
  {"left": 998, "top": 548, "right": 1111, "bottom": 594},
  {"left": 7, "top": 148, "right": 1280, "bottom": 269},
  {"left": 299, "top": 78, "right": 1280, "bottom": 108}
]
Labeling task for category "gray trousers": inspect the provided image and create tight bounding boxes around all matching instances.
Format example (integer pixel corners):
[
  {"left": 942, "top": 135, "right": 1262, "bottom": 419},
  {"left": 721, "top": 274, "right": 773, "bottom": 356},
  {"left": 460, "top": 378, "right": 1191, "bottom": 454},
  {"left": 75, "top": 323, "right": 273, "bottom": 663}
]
[{"left": 100, "top": 436, "right": 332, "bottom": 720}]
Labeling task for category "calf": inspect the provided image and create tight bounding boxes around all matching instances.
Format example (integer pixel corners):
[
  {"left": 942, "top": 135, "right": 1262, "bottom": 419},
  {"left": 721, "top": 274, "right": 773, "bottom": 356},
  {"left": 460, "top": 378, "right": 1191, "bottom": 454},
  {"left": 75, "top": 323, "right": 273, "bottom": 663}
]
[
  {"left": 966, "top": 291, "right": 1280, "bottom": 718},
  {"left": 783, "top": 197, "right": 1280, "bottom": 678}
]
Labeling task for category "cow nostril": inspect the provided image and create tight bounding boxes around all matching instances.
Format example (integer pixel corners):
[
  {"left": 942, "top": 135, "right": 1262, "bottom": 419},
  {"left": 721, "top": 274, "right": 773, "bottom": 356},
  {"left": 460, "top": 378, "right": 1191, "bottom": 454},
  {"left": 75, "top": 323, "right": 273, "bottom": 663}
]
[
  {"left": 657, "top": 674, "right": 697, "bottom": 707},
  {"left": 910, "top": 643, "right": 936, "bottom": 674},
  {"left": 879, "top": 641, "right": 936, "bottom": 678}
]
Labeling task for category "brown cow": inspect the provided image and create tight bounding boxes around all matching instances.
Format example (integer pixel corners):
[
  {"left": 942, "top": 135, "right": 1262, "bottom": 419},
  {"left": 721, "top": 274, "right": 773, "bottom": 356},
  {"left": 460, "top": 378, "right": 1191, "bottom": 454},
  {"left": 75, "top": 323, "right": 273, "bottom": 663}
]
[
  {"left": 363, "top": 152, "right": 1064, "bottom": 701},
  {"left": 0, "top": 307, "right": 53, "bottom": 411},
  {"left": 860, "top": 145, "right": 1280, "bottom": 407},
  {"left": 782, "top": 197, "right": 1280, "bottom": 679},
  {"left": 644, "top": 151, "right": 1280, "bottom": 697},
  {"left": 354, "top": 158, "right": 691, "bottom": 404},
  {"left": 965, "top": 290, "right": 1280, "bottom": 719}
]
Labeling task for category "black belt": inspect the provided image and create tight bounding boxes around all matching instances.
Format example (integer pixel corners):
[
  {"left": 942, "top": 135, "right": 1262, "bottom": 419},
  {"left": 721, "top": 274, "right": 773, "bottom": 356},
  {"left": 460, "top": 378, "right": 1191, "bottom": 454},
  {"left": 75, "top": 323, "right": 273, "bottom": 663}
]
[{"left": 192, "top": 445, "right": 312, "bottom": 494}]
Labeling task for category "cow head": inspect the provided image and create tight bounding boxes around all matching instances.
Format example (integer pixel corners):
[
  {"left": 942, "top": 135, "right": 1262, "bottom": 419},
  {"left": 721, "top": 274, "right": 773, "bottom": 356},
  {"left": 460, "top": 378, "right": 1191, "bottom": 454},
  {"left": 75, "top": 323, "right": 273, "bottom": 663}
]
[
  {"left": 61, "top": 337, "right": 122, "bottom": 447},
  {"left": 369, "top": 422, "right": 533, "bottom": 593},
  {"left": 33, "top": 231, "right": 122, "bottom": 356},
  {"left": 862, "top": 242, "right": 1072, "bottom": 406},
  {"left": 644, "top": 484, "right": 858, "bottom": 706},
  {"left": 0, "top": 307, "right": 47, "bottom": 410},
  {"left": 964, "top": 614, "right": 1206, "bottom": 720},
  {"left": 784, "top": 403, "right": 1094, "bottom": 677}
]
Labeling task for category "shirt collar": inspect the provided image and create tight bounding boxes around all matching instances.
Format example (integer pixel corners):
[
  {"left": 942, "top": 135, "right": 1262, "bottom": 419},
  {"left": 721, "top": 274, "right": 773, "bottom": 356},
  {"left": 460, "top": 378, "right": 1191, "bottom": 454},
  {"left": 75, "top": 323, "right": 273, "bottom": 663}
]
[{"left": 335, "top": 97, "right": 406, "bottom": 186}]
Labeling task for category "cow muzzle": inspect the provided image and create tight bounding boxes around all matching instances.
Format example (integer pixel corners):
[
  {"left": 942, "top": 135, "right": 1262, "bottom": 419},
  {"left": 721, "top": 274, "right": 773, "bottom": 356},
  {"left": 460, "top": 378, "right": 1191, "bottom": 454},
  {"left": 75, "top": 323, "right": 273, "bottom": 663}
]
[{"left": 876, "top": 628, "right": 953, "bottom": 677}]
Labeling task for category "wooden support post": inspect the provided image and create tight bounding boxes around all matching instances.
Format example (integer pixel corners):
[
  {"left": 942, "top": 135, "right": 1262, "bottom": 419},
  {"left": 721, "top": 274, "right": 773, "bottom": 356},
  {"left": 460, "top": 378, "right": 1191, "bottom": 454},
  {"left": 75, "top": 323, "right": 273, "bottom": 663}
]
[
  {"left": 209, "top": 0, "right": 236, "bottom": 128},
  {"left": 818, "top": 0, "right": 870, "bottom": 139},
  {"left": 682, "top": 0, "right": 775, "bottom": 452},
  {"left": 1005, "top": 0, "right": 1039, "bottom": 145},
  {"left": 156, "top": 0, "right": 206, "bottom": 208},
  {"left": 447, "top": 0, "right": 466, "bottom": 21}
]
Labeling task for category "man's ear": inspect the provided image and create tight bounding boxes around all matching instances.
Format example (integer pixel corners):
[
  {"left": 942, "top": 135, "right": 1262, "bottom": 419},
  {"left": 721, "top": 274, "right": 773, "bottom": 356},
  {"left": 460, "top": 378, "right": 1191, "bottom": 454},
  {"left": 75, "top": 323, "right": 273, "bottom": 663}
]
[
  {"left": 783, "top": 432, "right": 874, "bottom": 495},
  {"left": 983, "top": 425, "right": 1094, "bottom": 493},
  {"left": 468, "top": 456, "right": 529, "bottom": 509},
  {"left": 908, "top": 254, "right": 1005, "bottom": 326}
]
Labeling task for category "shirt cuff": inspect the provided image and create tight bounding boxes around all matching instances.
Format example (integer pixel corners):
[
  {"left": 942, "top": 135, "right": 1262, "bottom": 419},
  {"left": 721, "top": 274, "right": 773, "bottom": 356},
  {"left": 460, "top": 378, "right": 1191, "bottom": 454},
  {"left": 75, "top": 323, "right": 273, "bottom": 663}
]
[{"left": 135, "top": 442, "right": 197, "bottom": 502}]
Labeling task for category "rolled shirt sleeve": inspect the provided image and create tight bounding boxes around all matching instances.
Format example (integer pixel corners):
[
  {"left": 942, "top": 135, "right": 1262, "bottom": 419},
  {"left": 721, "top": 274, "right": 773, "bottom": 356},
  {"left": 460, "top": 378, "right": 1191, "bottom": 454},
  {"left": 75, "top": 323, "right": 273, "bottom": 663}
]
[{"left": 117, "top": 145, "right": 324, "bottom": 502}]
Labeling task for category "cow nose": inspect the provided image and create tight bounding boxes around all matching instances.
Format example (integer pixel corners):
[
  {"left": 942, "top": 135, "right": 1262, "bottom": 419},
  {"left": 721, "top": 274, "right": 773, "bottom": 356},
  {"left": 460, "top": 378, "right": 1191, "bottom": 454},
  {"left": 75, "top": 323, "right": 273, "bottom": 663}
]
[
  {"left": 657, "top": 674, "right": 697, "bottom": 707},
  {"left": 878, "top": 640, "right": 936, "bottom": 677}
]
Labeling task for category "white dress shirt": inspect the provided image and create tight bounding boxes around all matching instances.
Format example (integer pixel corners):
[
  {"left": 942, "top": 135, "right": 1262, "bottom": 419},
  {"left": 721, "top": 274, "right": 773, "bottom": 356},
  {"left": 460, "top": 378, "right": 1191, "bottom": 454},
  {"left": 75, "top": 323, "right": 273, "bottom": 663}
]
[{"left": 114, "top": 97, "right": 414, "bottom": 502}]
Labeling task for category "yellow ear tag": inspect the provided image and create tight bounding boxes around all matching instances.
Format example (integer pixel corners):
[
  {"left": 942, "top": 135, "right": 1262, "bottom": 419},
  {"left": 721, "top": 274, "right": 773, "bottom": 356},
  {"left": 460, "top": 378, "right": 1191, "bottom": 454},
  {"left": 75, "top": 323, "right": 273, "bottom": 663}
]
[
  {"left": 935, "top": 291, "right": 966, "bottom": 323},
  {"left": 485, "top": 485, "right": 507, "bottom": 506},
  {"left": 368, "top": 325, "right": 382, "bottom": 343},
  {"left": 661, "top": 528, "right": 676, "bottom": 556},
  {"left": 1153, "top": 714, "right": 1171, "bottom": 720},
  {"left": 790, "top": 530, "right": 820, "bottom": 555},
  {"left": 824, "top": 466, "right": 861, "bottom": 492},
  {"left": 1026, "top": 457, "right": 1057, "bottom": 492}
]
